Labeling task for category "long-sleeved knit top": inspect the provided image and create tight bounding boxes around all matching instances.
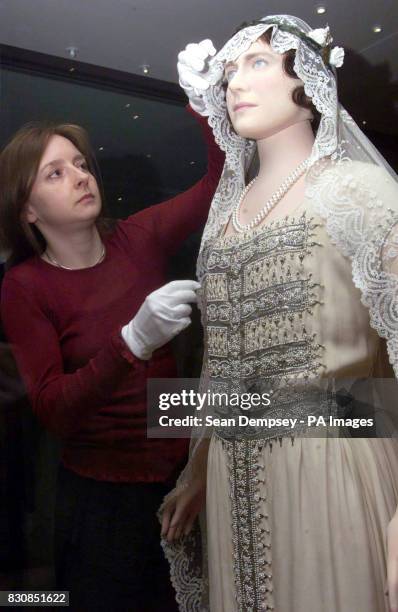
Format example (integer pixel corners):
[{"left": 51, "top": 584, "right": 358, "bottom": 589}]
[{"left": 1, "top": 108, "right": 225, "bottom": 483}]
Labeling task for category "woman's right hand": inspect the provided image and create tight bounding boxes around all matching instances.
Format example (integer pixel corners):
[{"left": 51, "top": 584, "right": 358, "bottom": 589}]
[
  {"left": 160, "top": 477, "right": 206, "bottom": 542},
  {"left": 121, "top": 279, "right": 200, "bottom": 360}
]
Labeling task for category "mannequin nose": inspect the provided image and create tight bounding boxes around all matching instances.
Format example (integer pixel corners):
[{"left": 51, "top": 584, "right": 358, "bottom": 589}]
[{"left": 228, "top": 70, "right": 247, "bottom": 93}]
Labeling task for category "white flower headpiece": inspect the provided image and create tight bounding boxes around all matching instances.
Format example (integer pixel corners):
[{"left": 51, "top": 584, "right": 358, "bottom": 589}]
[
  {"left": 307, "top": 26, "right": 333, "bottom": 46},
  {"left": 307, "top": 25, "right": 345, "bottom": 68}
]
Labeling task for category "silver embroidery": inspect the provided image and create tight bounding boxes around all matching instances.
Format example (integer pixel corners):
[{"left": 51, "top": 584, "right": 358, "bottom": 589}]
[
  {"left": 222, "top": 437, "right": 275, "bottom": 612},
  {"left": 207, "top": 302, "right": 232, "bottom": 322},
  {"left": 206, "top": 273, "right": 229, "bottom": 301},
  {"left": 208, "top": 327, "right": 229, "bottom": 357}
]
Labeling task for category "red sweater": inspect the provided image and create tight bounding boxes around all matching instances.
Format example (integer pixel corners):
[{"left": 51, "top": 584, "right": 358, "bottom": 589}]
[{"left": 1, "top": 109, "right": 224, "bottom": 483}]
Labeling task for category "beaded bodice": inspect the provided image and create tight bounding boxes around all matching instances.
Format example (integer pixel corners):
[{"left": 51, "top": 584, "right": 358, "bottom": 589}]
[
  {"left": 201, "top": 212, "right": 324, "bottom": 391},
  {"left": 201, "top": 208, "right": 379, "bottom": 436},
  {"left": 197, "top": 213, "right": 323, "bottom": 437},
  {"left": 198, "top": 208, "right": 381, "bottom": 439}
]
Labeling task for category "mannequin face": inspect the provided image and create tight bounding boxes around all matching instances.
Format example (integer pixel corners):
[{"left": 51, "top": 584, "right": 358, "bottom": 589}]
[
  {"left": 25, "top": 135, "right": 101, "bottom": 231},
  {"left": 224, "top": 38, "right": 312, "bottom": 140}
]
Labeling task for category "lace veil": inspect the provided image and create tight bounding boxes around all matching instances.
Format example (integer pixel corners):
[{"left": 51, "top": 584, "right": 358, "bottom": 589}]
[{"left": 161, "top": 15, "right": 398, "bottom": 610}]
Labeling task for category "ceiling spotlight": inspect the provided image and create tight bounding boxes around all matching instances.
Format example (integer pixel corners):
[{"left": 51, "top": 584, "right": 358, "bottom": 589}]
[
  {"left": 362, "top": 120, "right": 367, "bottom": 125},
  {"left": 146, "top": 154, "right": 152, "bottom": 158},
  {"left": 66, "top": 46, "right": 78, "bottom": 59},
  {"left": 141, "top": 64, "right": 150, "bottom": 75},
  {"left": 125, "top": 103, "right": 131, "bottom": 108},
  {"left": 117, "top": 197, "right": 123, "bottom": 201},
  {"left": 69, "top": 67, "right": 75, "bottom": 73},
  {"left": 373, "top": 24, "right": 382, "bottom": 33},
  {"left": 190, "top": 161, "right": 196, "bottom": 165},
  {"left": 133, "top": 114, "right": 139, "bottom": 120},
  {"left": 316, "top": 5, "right": 327, "bottom": 15},
  {"left": 98, "top": 146, "right": 104, "bottom": 151}
]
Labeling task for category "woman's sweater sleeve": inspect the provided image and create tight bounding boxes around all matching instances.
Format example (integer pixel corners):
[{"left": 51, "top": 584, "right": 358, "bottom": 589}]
[
  {"left": 122, "top": 106, "right": 225, "bottom": 257},
  {"left": 1, "top": 276, "right": 141, "bottom": 439}
]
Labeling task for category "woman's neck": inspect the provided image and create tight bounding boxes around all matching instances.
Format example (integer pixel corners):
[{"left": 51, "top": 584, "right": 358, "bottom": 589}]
[
  {"left": 256, "top": 119, "right": 314, "bottom": 179},
  {"left": 43, "top": 225, "right": 104, "bottom": 269}
]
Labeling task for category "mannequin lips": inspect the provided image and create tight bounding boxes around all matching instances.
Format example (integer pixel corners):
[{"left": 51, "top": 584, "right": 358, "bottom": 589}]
[{"left": 233, "top": 102, "right": 257, "bottom": 112}]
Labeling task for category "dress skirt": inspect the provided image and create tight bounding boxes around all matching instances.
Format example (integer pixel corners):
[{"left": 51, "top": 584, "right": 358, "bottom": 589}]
[{"left": 206, "top": 434, "right": 398, "bottom": 612}]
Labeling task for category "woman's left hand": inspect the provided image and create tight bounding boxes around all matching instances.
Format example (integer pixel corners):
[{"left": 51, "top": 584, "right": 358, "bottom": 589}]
[
  {"left": 387, "top": 512, "right": 398, "bottom": 611},
  {"left": 177, "top": 39, "right": 217, "bottom": 115}
]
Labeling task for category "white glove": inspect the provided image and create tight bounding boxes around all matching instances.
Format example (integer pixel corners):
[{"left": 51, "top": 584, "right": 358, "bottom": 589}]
[
  {"left": 121, "top": 280, "right": 200, "bottom": 360},
  {"left": 177, "top": 39, "right": 217, "bottom": 115}
]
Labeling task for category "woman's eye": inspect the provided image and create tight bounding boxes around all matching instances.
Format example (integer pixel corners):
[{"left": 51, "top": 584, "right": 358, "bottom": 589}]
[
  {"left": 253, "top": 58, "right": 267, "bottom": 69},
  {"left": 48, "top": 168, "right": 62, "bottom": 179},
  {"left": 77, "top": 161, "right": 89, "bottom": 171}
]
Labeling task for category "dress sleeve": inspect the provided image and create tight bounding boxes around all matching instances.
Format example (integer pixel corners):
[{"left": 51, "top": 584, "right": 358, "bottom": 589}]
[
  {"left": 119, "top": 106, "right": 225, "bottom": 257},
  {"left": 311, "top": 161, "right": 398, "bottom": 376},
  {"left": 0, "top": 276, "right": 143, "bottom": 439}
]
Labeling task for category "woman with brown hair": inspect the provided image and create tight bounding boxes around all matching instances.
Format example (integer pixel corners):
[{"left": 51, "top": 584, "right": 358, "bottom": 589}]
[{"left": 0, "top": 46, "right": 224, "bottom": 611}]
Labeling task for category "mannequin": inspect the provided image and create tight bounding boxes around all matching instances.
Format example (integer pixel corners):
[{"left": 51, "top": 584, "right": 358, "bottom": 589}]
[{"left": 160, "top": 15, "right": 398, "bottom": 612}]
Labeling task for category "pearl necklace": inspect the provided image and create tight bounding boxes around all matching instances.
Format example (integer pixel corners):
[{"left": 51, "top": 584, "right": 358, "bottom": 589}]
[
  {"left": 232, "top": 157, "right": 311, "bottom": 233},
  {"left": 44, "top": 243, "right": 106, "bottom": 270}
]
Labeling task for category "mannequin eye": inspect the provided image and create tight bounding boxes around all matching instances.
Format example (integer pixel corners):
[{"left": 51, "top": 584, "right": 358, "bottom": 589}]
[
  {"left": 253, "top": 58, "right": 268, "bottom": 70},
  {"left": 224, "top": 68, "right": 237, "bottom": 84}
]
